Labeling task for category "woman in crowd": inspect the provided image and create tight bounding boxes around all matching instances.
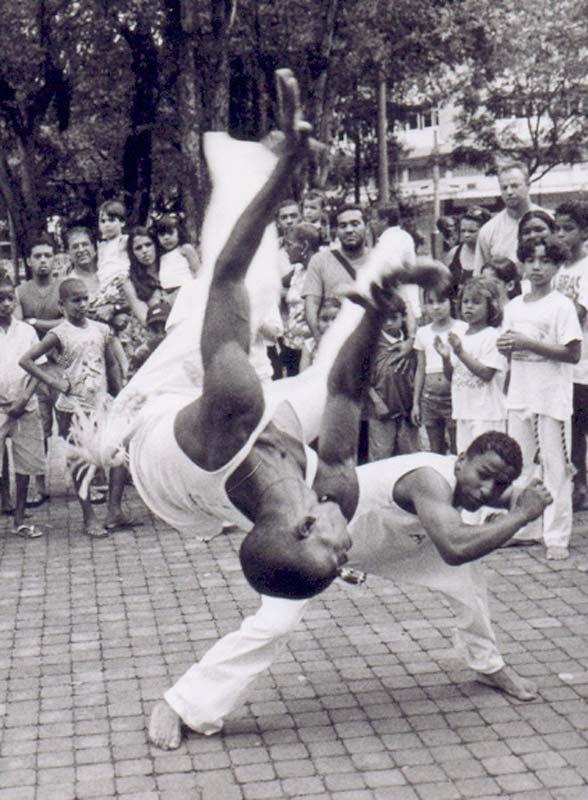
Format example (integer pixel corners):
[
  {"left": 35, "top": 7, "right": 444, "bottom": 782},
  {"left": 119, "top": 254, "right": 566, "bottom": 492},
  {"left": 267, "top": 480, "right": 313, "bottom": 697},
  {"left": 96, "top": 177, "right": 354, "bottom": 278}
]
[
  {"left": 446, "top": 206, "right": 492, "bottom": 296},
  {"left": 123, "top": 227, "right": 165, "bottom": 324},
  {"left": 518, "top": 209, "right": 555, "bottom": 249}
]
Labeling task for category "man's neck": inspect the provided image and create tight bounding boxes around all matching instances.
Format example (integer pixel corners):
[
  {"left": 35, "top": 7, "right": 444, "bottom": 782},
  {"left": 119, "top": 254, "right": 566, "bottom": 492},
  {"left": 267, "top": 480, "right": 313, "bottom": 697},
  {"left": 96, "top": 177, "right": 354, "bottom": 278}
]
[
  {"left": 73, "top": 263, "right": 98, "bottom": 276},
  {"left": 0, "top": 317, "right": 11, "bottom": 331},
  {"left": 33, "top": 274, "right": 52, "bottom": 287},
  {"left": 506, "top": 200, "right": 531, "bottom": 221},
  {"left": 340, "top": 245, "right": 365, "bottom": 261}
]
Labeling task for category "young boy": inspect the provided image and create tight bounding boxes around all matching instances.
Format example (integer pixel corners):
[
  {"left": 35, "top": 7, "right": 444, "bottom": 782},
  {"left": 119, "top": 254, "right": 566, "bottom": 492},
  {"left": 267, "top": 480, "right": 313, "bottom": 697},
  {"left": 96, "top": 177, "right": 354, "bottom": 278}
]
[
  {"left": 0, "top": 272, "right": 46, "bottom": 537},
  {"left": 498, "top": 237, "right": 582, "bottom": 560},
  {"left": 553, "top": 200, "right": 588, "bottom": 511},
  {"left": 20, "top": 278, "right": 130, "bottom": 538},
  {"left": 367, "top": 293, "right": 419, "bottom": 460}
]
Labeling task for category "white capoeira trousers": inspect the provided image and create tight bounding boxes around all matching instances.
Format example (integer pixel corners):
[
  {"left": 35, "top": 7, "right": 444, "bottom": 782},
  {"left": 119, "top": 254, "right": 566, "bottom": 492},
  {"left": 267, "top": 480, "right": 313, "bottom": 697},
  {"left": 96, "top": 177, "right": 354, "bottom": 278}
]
[{"left": 165, "top": 540, "right": 503, "bottom": 735}]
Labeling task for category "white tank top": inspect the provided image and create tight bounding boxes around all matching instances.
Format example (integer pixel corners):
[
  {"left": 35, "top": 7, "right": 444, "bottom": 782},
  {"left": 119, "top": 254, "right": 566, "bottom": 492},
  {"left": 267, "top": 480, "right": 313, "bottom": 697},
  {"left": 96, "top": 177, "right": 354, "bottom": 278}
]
[
  {"left": 348, "top": 452, "right": 457, "bottom": 571},
  {"left": 129, "top": 395, "right": 318, "bottom": 537}
]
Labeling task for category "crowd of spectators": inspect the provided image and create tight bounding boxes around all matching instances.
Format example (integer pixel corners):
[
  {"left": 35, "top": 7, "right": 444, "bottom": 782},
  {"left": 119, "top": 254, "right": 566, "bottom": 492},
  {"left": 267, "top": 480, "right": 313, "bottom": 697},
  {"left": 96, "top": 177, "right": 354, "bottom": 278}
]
[{"left": 1, "top": 161, "right": 587, "bottom": 560}]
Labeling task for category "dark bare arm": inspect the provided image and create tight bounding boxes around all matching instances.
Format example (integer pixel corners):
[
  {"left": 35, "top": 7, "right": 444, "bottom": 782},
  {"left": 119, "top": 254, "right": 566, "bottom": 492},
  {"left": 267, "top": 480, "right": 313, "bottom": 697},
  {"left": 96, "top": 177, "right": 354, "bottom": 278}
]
[{"left": 397, "top": 469, "right": 551, "bottom": 565}]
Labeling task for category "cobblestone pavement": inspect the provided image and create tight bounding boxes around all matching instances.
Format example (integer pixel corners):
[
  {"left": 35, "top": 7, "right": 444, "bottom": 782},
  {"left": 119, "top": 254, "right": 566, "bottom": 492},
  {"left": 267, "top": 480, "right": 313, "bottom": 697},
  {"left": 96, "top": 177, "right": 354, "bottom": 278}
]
[{"left": 1, "top": 487, "right": 588, "bottom": 800}]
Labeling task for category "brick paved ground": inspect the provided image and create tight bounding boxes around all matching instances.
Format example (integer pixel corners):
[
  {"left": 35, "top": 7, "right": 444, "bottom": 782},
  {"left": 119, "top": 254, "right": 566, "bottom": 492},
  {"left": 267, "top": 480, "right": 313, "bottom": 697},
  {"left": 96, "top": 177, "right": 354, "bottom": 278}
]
[{"left": 1, "top": 485, "right": 587, "bottom": 800}]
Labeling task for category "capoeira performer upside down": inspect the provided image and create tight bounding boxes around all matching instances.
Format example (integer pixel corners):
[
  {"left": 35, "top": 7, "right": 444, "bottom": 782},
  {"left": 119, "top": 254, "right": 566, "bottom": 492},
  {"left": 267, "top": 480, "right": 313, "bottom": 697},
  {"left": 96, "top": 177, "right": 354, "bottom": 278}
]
[
  {"left": 117, "top": 73, "right": 550, "bottom": 748},
  {"left": 84, "top": 69, "right": 445, "bottom": 599}
]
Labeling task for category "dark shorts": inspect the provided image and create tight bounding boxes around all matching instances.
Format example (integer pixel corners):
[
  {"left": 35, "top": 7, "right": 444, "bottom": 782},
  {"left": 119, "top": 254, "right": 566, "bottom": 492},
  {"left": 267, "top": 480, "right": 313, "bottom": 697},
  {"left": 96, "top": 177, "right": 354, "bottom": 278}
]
[{"left": 421, "top": 389, "right": 453, "bottom": 426}]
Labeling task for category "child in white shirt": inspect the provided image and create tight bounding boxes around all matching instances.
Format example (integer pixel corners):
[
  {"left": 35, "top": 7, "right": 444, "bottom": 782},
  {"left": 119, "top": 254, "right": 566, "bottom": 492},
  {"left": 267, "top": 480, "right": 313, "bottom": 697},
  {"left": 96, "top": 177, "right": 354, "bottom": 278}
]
[
  {"left": 435, "top": 277, "right": 506, "bottom": 453},
  {"left": 553, "top": 200, "right": 588, "bottom": 511},
  {"left": 412, "top": 281, "right": 467, "bottom": 454},
  {"left": 96, "top": 200, "right": 130, "bottom": 291},
  {"left": 498, "top": 237, "right": 582, "bottom": 560},
  {"left": 153, "top": 215, "right": 199, "bottom": 301}
]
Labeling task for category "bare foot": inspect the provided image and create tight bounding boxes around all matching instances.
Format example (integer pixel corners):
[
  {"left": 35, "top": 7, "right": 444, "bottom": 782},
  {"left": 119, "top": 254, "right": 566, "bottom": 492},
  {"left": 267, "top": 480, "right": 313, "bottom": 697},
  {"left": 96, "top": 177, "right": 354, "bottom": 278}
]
[
  {"left": 546, "top": 546, "right": 569, "bottom": 561},
  {"left": 477, "top": 666, "right": 537, "bottom": 701},
  {"left": 148, "top": 700, "right": 183, "bottom": 750},
  {"left": 84, "top": 522, "right": 108, "bottom": 538}
]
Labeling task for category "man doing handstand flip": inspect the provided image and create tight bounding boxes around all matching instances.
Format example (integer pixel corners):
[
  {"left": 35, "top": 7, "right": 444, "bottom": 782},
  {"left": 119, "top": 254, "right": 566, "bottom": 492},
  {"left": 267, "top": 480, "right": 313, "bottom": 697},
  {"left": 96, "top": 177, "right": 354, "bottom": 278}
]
[{"left": 127, "top": 69, "right": 441, "bottom": 600}]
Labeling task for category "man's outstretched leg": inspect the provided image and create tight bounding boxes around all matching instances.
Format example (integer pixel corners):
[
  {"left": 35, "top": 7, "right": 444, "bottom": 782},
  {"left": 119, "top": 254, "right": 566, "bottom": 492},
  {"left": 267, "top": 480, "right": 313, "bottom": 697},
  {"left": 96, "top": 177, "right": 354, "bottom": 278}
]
[
  {"left": 174, "top": 70, "right": 311, "bottom": 472},
  {"left": 149, "top": 596, "right": 308, "bottom": 749}
]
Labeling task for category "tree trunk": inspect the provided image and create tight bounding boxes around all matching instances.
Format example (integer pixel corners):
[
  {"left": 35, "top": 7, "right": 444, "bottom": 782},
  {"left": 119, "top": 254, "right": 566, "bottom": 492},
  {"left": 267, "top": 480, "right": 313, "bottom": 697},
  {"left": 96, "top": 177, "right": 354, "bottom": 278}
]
[
  {"left": 377, "top": 71, "right": 389, "bottom": 202},
  {"left": 122, "top": 20, "right": 159, "bottom": 226},
  {"left": 177, "top": 19, "right": 204, "bottom": 243},
  {"left": 313, "top": 0, "right": 339, "bottom": 142},
  {"left": 0, "top": 145, "right": 35, "bottom": 270}
]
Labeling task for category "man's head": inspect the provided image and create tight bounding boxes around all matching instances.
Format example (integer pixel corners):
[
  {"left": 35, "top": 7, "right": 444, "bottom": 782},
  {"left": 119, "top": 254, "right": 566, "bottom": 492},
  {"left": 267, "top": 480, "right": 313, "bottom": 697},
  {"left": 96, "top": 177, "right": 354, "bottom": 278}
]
[
  {"left": 555, "top": 200, "right": 588, "bottom": 260},
  {"left": 66, "top": 227, "right": 97, "bottom": 272},
  {"left": 0, "top": 271, "right": 15, "bottom": 324},
  {"left": 27, "top": 234, "right": 56, "bottom": 280},
  {"left": 454, "top": 431, "right": 523, "bottom": 511},
  {"left": 276, "top": 200, "right": 301, "bottom": 235},
  {"left": 497, "top": 162, "right": 530, "bottom": 214},
  {"left": 283, "top": 222, "right": 320, "bottom": 266},
  {"left": 336, "top": 204, "right": 366, "bottom": 255},
  {"left": 240, "top": 499, "right": 352, "bottom": 600}
]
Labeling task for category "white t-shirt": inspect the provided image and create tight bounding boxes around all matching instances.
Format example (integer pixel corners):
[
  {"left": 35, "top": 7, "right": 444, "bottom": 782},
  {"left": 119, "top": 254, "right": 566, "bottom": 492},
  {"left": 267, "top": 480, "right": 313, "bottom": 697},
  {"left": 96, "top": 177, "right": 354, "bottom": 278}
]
[
  {"left": 0, "top": 319, "right": 45, "bottom": 412},
  {"left": 553, "top": 257, "right": 588, "bottom": 385},
  {"left": 159, "top": 248, "right": 194, "bottom": 290},
  {"left": 97, "top": 235, "right": 129, "bottom": 290},
  {"left": 449, "top": 327, "right": 506, "bottom": 421},
  {"left": 502, "top": 291, "right": 582, "bottom": 419},
  {"left": 473, "top": 204, "right": 545, "bottom": 274},
  {"left": 414, "top": 319, "right": 468, "bottom": 374}
]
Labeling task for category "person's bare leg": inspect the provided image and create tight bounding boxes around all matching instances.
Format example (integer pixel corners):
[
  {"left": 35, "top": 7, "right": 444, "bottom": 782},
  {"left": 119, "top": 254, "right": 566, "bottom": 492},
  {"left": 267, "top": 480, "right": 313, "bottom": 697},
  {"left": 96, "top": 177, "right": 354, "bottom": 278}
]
[
  {"left": 1, "top": 446, "right": 11, "bottom": 512},
  {"left": 72, "top": 465, "right": 106, "bottom": 537},
  {"left": 105, "top": 466, "right": 131, "bottom": 528},
  {"left": 477, "top": 666, "right": 537, "bottom": 701},
  {"left": 148, "top": 699, "right": 183, "bottom": 750},
  {"left": 13, "top": 474, "right": 30, "bottom": 529}
]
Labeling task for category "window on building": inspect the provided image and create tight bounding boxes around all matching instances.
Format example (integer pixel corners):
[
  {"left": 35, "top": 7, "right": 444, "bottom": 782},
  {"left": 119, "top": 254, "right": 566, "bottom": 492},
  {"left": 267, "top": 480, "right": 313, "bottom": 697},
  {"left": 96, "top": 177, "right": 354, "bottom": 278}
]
[{"left": 397, "top": 107, "right": 439, "bottom": 131}]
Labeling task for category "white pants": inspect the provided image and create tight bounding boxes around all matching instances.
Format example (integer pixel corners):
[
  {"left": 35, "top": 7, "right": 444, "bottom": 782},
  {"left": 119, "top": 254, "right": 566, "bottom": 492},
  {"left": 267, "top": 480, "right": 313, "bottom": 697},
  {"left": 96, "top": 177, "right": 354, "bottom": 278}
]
[
  {"left": 165, "top": 539, "right": 503, "bottom": 735},
  {"left": 508, "top": 411, "right": 573, "bottom": 548},
  {"left": 456, "top": 419, "right": 506, "bottom": 454}
]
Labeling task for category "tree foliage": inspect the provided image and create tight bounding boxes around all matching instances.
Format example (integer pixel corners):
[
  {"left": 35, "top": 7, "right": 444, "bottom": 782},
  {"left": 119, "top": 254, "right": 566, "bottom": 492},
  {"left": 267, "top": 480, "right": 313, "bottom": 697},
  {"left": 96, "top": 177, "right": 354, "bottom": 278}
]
[
  {"left": 2, "top": 0, "right": 571, "bottom": 254},
  {"left": 451, "top": 0, "right": 588, "bottom": 179}
]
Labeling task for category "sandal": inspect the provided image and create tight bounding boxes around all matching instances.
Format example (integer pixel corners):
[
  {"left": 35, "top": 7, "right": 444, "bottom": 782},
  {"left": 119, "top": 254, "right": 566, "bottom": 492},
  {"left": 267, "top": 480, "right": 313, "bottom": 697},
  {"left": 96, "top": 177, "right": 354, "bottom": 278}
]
[
  {"left": 12, "top": 524, "right": 44, "bottom": 539},
  {"left": 104, "top": 517, "right": 143, "bottom": 533},
  {"left": 26, "top": 492, "right": 49, "bottom": 508}
]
